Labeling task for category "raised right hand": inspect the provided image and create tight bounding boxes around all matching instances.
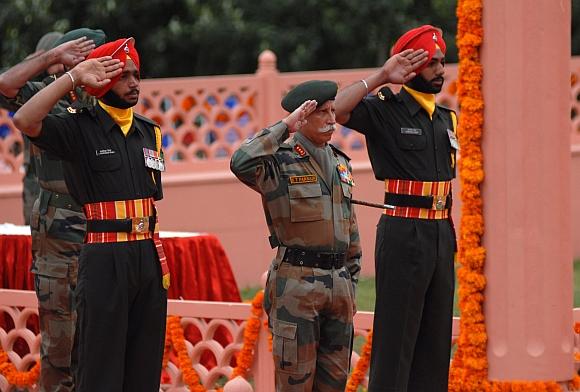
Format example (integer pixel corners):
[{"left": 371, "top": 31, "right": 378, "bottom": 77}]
[
  {"left": 70, "top": 57, "right": 124, "bottom": 89},
  {"left": 55, "top": 37, "right": 96, "bottom": 68},
  {"left": 282, "top": 100, "right": 318, "bottom": 133}
]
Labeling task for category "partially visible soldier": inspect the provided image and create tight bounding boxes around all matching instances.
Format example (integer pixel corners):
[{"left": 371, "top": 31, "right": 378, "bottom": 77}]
[
  {"left": 20, "top": 32, "right": 64, "bottom": 224},
  {"left": 0, "top": 28, "right": 106, "bottom": 392},
  {"left": 231, "top": 81, "right": 361, "bottom": 391}
]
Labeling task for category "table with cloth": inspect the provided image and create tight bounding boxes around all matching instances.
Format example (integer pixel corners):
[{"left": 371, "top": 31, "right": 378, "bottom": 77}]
[
  {"left": 0, "top": 224, "right": 241, "bottom": 302},
  {"left": 0, "top": 223, "right": 241, "bottom": 370}
]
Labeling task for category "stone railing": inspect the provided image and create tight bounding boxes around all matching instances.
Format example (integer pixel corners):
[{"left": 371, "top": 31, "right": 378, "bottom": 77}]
[{"left": 0, "top": 289, "right": 463, "bottom": 392}]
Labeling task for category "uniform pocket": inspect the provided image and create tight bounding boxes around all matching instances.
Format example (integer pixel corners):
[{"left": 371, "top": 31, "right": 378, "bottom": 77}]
[
  {"left": 88, "top": 151, "right": 121, "bottom": 171},
  {"left": 272, "top": 319, "right": 298, "bottom": 371},
  {"left": 289, "top": 183, "right": 324, "bottom": 222},
  {"left": 396, "top": 128, "right": 427, "bottom": 150}
]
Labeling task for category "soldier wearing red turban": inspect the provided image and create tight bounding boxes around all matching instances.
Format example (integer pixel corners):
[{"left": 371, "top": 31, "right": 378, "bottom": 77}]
[
  {"left": 13, "top": 38, "right": 169, "bottom": 392},
  {"left": 335, "top": 25, "right": 457, "bottom": 392}
]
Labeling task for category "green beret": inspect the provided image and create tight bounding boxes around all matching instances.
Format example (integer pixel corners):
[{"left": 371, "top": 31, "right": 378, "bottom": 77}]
[
  {"left": 281, "top": 80, "right": 338, "bottom": 112},
  {"left": 51, "top": 28, "right": 107, "bottom": 49}
]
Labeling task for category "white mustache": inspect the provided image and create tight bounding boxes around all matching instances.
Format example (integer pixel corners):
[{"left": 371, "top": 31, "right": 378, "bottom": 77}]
[{"left": 317, "top": 125, "right": 335, "bottom": 133}]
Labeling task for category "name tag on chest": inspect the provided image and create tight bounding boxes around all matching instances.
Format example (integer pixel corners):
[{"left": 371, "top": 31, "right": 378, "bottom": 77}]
[
  {"left": 143, "top": 148, "right": 166, "bottom": 172},
  {"left": 400, "top": 127, "right": 423, "bottom": 135},
  {"left": 289, "top": 175, "right": 317, "bottom": 184}
]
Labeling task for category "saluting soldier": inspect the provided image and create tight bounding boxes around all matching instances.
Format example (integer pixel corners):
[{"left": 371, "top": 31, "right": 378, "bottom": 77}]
[
  {"left": 231, "top": 80, "right": 361, "bottom": 391},
  {"left": 335, "top": 25, "right": 457, "bottom": 392},
  {"left": 13, "top": 37, "right": 169, "bottom": 392},
  {"left": 0, "top": 28, "right": 105, "bottom": 392}
]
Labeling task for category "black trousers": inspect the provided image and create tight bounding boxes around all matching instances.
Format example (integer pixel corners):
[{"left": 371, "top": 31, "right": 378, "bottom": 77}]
[
  {"left": 75, "top": 240, "right": 167, "bottom": 392},
  {"left": 368, "top": 215, "right": 455, "bottom": 392}
]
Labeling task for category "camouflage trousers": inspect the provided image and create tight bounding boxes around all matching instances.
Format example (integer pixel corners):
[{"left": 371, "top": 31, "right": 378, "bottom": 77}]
[
  {"left": 30, "top": 193, "right": 86, "bottom": 392},
  {"left": 264, "top": 253, "right": 355, "bottom": 392}
]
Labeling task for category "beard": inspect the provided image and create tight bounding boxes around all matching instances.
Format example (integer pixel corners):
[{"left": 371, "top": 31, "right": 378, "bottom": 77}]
[
  {"left": 101, "top": 89, "right": 136, "bottom": 109},
  {"left": 406, "top": 74, "right": 444, "bottom": 94}
]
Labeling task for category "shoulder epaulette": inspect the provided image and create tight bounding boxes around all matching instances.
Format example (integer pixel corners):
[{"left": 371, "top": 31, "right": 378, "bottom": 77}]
[
  {"left": 437, "top": 104, "right": 457, "bottom": 114},
  {"left": 66, "top": 105, "right": 92, "bottom": 115},
  {"left": 329, "top": 143, "right": 351, "bottom": 161},
  {"left": 134, "top": 112, "right": 160, "bottom": 128},
  {"left": 377, "top": 86, "right": 395, "bottom": 101}
]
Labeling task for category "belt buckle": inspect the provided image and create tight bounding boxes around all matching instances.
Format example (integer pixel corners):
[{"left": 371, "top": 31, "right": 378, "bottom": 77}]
[
  {"left": 433, "top": 195, "right": 446, "bottom": 211},
  {"left": 131, "top": 217, "right": 149, "bottom": 233}
]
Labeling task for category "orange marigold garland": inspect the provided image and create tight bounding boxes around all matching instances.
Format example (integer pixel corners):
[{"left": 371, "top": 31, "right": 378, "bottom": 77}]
[
  {"left": 345, "top": 330, "right": 373, "bottom": 392},
  {"left": 230, "top": 290, "right": 264, "bottom": 379},
  {"left": 167, "top": 315, "right": 206, "bottom": 392},
  {"left": 0, "top": 350, "right": 40, "bottom": 388},
  {"left": 448, "top": 0, "right": 488, "bottom": 390}
]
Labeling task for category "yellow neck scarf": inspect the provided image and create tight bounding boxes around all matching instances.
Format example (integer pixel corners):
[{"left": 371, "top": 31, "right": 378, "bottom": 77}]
[
  {"left": 98, "top": 101, "right": 134, "bottom": 136},
  {"left": 403, "top": 85, "right": 436, "bottom": 120}
]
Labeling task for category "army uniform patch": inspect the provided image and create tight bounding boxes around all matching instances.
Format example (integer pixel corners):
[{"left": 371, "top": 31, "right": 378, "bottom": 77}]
[
  {"left": 66, "top": 107, "right": 77, "bottom": 113},
  {"left": 337, "top": 163, "right": 355, "bottom": 186},
  {"left": 289, "top": 175, "right": 318, "bottom": 185},
  {"left": 294, "top": 145, "right": 307, "bottom": 157}
]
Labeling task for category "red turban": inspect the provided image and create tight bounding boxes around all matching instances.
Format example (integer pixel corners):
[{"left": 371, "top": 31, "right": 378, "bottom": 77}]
[
  {"left": 84, "top": 37, "right": 140, "bottom": 98},
  {"left": 391, "top": 25, "right": 446, "bottom": 73}
]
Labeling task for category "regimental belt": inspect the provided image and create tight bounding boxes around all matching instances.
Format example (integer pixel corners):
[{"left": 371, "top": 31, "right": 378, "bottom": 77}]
[
  {"left": 83, "top": 197, "right": 170, "bottom": 289},
  {"left": 383, "top": 179, "right": 452, "bottom": 219}
]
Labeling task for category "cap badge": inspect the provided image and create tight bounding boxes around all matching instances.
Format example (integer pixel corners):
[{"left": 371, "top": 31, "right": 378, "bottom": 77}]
[
  {"left": 124, "top": 44, "right": 130, "bottom": 54},
  {"left": 433, "top": 33, "right": 438, "bottom": 41}
]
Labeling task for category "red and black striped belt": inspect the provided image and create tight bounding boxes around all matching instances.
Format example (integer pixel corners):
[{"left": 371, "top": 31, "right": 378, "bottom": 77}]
[
  {"left": 384, "top": 179, "right": 452, "bottom": 220},
  {"left": 83, "top": 197, "right": 170, "bottom": 289}
]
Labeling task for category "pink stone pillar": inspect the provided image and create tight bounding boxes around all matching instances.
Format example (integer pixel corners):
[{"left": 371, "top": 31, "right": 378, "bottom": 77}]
[
  {"left": 256, "top": 50, "right": 283, "bottom": 126},
  {"left": 482, "top": 0, "right": 574, "bottom": 381}
]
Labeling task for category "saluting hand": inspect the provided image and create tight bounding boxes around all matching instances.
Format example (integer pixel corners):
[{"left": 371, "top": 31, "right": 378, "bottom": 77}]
[
  {"left": 282, "top": 100, "right": 318, "bottom": 133},
  {"left": 382, "top": 49, "right": 429, "bottom": 84},
  {"left": 69, "top": 56, "right": 124, "bottom": 89},
  {"left": 55, "top": 36, "right": 97, "bottom": 68}
]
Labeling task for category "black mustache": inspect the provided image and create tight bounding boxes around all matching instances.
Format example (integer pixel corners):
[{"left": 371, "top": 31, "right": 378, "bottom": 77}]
[
  {"left": 431, "top": 77, "right": 444, "bottom": 84},
  {"left": 127, "top": 89, "right": 139, "bottom": 95}
]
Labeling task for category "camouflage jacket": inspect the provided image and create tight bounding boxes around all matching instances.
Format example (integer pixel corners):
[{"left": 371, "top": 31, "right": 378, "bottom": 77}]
[
  {"left": 230, "top": 121, "right": 362, "bottom": 284},
  {"left": 1, "top": 76, "right": 95, "bottom": 194}
]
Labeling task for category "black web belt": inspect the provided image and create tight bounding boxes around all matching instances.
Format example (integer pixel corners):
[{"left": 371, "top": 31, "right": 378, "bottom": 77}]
[
  {"left": 86, "top": 216, "right": 156, "bottom": 233},
  {"left": 385, "top": 192, "right": 452, "bottom": 210},
  {"left": 282, "top": 248, "right": 346, "bottom": 269}
]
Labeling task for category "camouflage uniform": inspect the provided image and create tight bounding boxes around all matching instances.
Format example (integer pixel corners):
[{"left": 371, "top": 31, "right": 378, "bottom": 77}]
[
  {"left": 22, "top": 137, "right": 40, "bottom": 224},
  {"left": 1, "top": 77, "right": 89, "bottom": 392},
  {"left": 231, "top": 122, "right": 362, "bottom": 391}
]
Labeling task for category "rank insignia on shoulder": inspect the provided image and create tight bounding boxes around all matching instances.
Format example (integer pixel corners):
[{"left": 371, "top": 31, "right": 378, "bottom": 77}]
[
  {"left": 378, "top": 91, "right": 385, "bottom": 101},
  {"left": 66, "top": 106, "right": 77, "bottom": 113},
  {"left": 289, "top": 175, "right": 317, "bottom": 184},
  {"left": 294, "top": 145, "right": 307, "bottom": 157}
]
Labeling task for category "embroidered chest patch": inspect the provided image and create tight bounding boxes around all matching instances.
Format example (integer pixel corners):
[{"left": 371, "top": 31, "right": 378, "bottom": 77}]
[{"left": 337, "top": 163, "right": 355, "bottom": 186}]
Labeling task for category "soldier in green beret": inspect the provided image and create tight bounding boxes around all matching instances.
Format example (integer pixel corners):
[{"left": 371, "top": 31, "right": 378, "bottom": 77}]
[
  {"left": 231, "top": 80, "right": 361, "bottom": 391},
  {"left": 0, "top": 28, "right": 106, "bottom": 392}
]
